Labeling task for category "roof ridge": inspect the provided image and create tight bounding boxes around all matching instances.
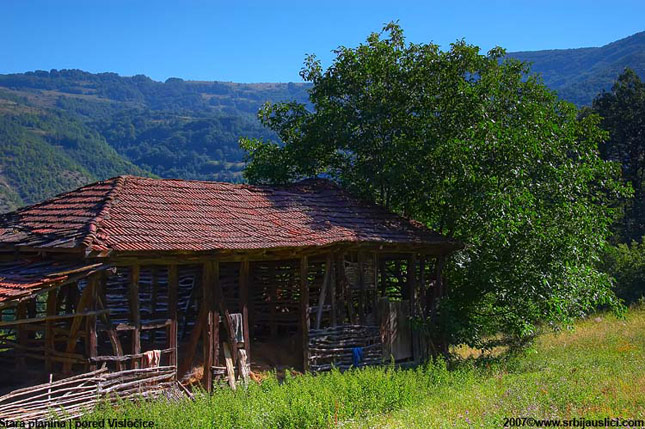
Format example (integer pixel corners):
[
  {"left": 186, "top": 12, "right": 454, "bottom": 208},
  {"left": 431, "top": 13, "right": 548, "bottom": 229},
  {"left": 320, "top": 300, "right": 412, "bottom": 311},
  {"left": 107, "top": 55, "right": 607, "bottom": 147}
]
[{"left": 80, "top": 176, "right": 126, "bottom": 252}]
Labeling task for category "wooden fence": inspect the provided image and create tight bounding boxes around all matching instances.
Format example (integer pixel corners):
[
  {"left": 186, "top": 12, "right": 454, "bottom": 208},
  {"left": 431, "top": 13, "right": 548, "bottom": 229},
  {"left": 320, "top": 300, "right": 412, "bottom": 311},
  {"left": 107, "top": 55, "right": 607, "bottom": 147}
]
[
  {"left": 308, "top": 325, "right": 382, "bottom": 371},
  {"left": 0, "top": 366, "right": 181, "bottom": 421}
]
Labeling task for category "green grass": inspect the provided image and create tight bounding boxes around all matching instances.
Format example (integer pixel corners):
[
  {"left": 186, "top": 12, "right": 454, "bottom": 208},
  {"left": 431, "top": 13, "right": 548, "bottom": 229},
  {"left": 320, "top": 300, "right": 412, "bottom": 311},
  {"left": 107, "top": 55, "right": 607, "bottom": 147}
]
[{"left": 85, "top": 307, "right": 645, "bottom": 428}]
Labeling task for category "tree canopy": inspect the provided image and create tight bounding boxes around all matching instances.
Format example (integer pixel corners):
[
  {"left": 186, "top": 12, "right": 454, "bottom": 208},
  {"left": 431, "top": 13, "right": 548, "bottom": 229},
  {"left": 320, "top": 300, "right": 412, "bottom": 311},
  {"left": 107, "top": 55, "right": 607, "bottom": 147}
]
[
  {"left": 591, "top": 68, "right": 645, "bottom": 242},
  {"left": 241, "top": 23, "right": 628, "bottom": 345}
]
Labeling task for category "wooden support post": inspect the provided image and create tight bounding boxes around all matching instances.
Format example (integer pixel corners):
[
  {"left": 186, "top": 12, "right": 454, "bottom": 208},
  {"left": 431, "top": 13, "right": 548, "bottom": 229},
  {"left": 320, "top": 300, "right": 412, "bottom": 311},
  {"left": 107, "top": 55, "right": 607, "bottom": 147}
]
[
  {"left": 315, "top": 254, "right": 333, "bottom": 330},
  {"left": 358, "top": 252, "right": 366, "bottom": 324},
  {"left": 299, "top": 256, "right": 310, "bottom": 371},
  {"left": 407, "top": 254, "right": 418, "bottom": 362},
  {"left": 97, "top": 275, "right": 125, "bottom": 371},
  {"left": 177, "top": 304, "right": 207, "bottom": 378},
  {"left": 434, "top": 255, "right": 447, "bottom": 355},
  {"left": 268, "top": 264, "right": 278, "bottom": 338},
  {"left": 129, "top": 265, "right": 141, "bottom": 369},
  {"left": 419, "top": 257, "right": 426, "bottom": 314},
  {"left": 63, "top": 281, "right": 95, "bottom": 373},
  {"left": 168, "top": 264, "right": 178, "bottom": 370},
  {"left": 16, "top": 302, "right": 27, "bottom": 370},
  {"left": 330, "top": 256, "right": 337, "bottom": 327},
  {"left": 395, "top": 260, "right": 404, "bottom": 298},
  {"left": 150, "top": 267, "right": 159, "bottom": 346},
  {"left": 379, "top": 256, "right": 387, "bottom": 297},
  {"left": 213, "top": 313, "right": 220, "bottom": 367},
  {"left": 202, "top": 262, "right": 214, "bottom": 391},
  {"left": 45, "top": 290, "right": 57, "bottom": 372},
  {"left": 87, "top": 276, "right": 98, "bottom": 371},
  {"left": 373, "top": 253, "right": 379, "bottom": 306},
  {"left": 335, "top": 254, "right": 347, "bottom": 324},
  {"left": 239, "top": 259, "right": 251, "bottom": 360},
  {"left": 408, "top": 255, "right": 417, "bottom": 312}
]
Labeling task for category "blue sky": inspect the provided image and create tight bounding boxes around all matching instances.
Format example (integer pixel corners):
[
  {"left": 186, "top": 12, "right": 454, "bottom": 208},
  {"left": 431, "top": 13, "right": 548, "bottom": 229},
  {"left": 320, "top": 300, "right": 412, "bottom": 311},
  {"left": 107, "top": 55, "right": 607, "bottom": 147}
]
[{"left": 1, "top": 0, "right": 644, "bottom": 83}]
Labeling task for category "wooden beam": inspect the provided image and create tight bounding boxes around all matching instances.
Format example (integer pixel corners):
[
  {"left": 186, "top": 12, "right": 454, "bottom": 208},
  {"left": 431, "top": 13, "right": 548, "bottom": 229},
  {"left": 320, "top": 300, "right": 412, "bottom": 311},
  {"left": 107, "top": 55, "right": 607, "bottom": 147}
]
[
  {"left": 96, "top": 278, "right": 125, "bottom": 371},
  {"left": 407, "top": 255, "right": 417, "bottom": 313},
  {"left": 16, "top": 302, "right": 26, "bottom": 370},
  {"left": 335, "top": 253, "right": 347, "bottom": 324},
  {"left": 212, "top": 313, "right": 220, "bottom": 368},
  {"left": 150, "top": 267, "right": 159, "bottom": 345},
  {"left": 63, "top": 281, "right": 95, "bottom": 373},
  {"left": 330, "top": 255, "right": 337, "bottom": 327},
  {"left": 434, "top": 255, "right": 447, "bottom": 355},
  {"left": 45, "top": 290, "right": 57, "bottom": 372},
  {"left": 379, "top": 256, "right": 387, "bottom": 297},
  {"left": 167, "top": 264, "right": 178, "bottom": 369},
  {"left": 315, "top": 254, "right": 333, "bottom": 330},
  {"left": 177, "top": 304, "right": 207, "bottom": 378},
  {"left": 129, "top": 265, "right": 141, "bottom": 369},
  {"left": 299, "top": 255, "right": 310, "bottom": 371},
  {"left": 211, "top": 260, "right": 238, "bottom": 368},
  {"left": 268, "top": 264, "right": 277, "bottom": 338},
  {"left": 87, "top": 275, "right": 99, "bottom": 371},
  {"left": 239, "top": 259, "right": 251, "bottom": 360},
  {"left": 0, "top": 310, "right": 109, "bottom": 328},
  {"left": 407, "top": 254, "right": 418, "bottom": 363},
  {"left": 202, "top": 262, "right": 214, "bottom": 391},
  {"left": 358, "top": 252, "right": 366, "bottom": 324},
  {"left": 419, "top": 256, "right": 426, "bottom": 315}
]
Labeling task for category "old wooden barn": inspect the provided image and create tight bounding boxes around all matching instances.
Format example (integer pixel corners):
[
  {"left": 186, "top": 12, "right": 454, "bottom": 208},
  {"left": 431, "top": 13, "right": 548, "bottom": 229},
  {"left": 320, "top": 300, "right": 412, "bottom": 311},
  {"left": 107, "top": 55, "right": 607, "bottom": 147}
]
[{"left": 0, "top": 176, "right": 461, "bottom": 393}]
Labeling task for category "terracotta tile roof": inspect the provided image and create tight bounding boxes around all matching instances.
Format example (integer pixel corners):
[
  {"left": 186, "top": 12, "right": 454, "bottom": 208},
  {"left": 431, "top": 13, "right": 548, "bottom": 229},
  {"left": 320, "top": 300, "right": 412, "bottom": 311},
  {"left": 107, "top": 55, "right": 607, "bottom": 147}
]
[
  {"left": 0, "top": 259, "right": 107, "bottom": 305},
  {"left": 0, "top": 176, "right": 460, "bottom": 254}
]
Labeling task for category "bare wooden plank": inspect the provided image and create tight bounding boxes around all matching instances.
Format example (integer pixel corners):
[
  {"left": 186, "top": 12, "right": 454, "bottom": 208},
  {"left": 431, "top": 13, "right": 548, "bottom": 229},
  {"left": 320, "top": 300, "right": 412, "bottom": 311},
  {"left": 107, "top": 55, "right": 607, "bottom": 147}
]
[
  {"left": 237, "top": 348, "right": 249, "bottom": 385},
  {"left": 223, "top": 342, "right": 236, "bottom": 390}
]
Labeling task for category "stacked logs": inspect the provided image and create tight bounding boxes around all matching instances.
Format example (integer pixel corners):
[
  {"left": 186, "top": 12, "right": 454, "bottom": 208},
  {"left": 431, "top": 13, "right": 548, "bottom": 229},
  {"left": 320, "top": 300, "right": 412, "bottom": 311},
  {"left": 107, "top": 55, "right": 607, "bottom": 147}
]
[
  {"left": 0, "top": 366, "right": 181, "bottom": 421},
  {"left": 308, "top": 324, "right": 382, "bottom": 371}
]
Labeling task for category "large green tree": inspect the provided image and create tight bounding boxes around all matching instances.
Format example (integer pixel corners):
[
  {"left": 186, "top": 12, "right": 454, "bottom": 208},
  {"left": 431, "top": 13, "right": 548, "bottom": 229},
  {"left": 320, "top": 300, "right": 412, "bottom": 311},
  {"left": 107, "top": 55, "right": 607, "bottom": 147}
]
[
  {"left": 591, "top": 68, "right": 645, "bottom": 242},
  {"left": 241, "top": 23, "right": 627, "bottom": 346}
]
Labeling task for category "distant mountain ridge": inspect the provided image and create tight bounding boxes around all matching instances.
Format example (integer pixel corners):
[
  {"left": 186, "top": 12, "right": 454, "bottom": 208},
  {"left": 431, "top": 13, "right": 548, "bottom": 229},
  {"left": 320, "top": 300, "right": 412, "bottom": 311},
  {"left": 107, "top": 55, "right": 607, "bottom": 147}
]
[
  {"left": 0, "top": 30, "right": 643, "bottom": 211},
  {"left": 508, "top": 31, "right": 645, "bottom": 106}
]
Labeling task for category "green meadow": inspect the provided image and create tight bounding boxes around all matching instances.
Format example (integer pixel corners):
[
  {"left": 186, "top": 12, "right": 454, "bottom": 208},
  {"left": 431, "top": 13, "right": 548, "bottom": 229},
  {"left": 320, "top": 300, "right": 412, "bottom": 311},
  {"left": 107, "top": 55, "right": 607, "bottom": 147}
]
[{"left": 83, "top": 306, "right": 645, "bottom": 428}]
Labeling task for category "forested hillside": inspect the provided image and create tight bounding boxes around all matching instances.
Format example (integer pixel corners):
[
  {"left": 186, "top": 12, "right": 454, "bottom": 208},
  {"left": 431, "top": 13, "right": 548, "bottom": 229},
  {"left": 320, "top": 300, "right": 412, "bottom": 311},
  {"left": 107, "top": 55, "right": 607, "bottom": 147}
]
[
  {"left": 509, "top": 31, "right": 645, "bottom": 106},
  {"left": 0, "top": 71, "right": 309, "bottom": 210},
  {"left": 0, "top": 30, "right": 642, "bottom": 211}
]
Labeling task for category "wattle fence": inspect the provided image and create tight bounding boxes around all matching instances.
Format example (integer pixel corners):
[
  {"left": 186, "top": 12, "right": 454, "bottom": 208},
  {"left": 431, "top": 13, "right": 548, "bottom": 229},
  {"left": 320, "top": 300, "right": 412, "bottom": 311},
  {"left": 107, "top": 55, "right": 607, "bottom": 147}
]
[{"left": 0, "top": 366, "right": 183, "bottom": 421}]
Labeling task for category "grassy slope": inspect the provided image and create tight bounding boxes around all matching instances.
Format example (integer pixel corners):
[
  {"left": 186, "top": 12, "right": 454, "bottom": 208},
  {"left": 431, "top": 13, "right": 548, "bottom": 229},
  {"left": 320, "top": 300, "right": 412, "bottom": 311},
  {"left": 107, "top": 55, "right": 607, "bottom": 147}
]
[
  {"left": 84, "top": 307, "right": 645, "bottom": 428},
  {"left": 355, "top": 308, "right": 645, "bottom": 428}
]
